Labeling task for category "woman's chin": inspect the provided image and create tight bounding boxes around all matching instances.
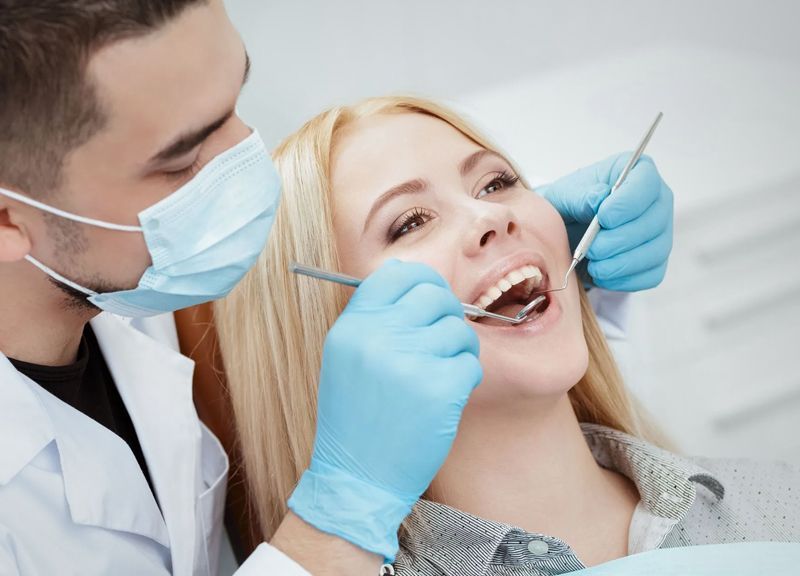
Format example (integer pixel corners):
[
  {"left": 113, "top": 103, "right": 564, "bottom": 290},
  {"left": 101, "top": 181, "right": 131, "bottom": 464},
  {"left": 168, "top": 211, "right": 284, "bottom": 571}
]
[
  {"left": 481, "top": 367, "right": 586, "bottom": 400},
  {"left": 475, "top": 340, "right": 590, "bottom": 404}
]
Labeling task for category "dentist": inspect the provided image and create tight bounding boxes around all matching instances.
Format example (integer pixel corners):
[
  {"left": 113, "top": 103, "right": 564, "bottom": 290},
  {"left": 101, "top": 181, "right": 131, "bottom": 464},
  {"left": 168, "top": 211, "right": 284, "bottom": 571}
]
[{"left": 0, "top": 1, "right": 673, "bottom": 575}]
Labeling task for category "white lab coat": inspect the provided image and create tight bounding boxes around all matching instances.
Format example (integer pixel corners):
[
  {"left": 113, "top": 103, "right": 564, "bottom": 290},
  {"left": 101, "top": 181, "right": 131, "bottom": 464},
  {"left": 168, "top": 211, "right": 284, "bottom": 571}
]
[
  {"left": 0, "top": 292, "right": 631, "bottom": 576},
  {"left": 0, "top": 312, "right": 308, "bottom": 576}
]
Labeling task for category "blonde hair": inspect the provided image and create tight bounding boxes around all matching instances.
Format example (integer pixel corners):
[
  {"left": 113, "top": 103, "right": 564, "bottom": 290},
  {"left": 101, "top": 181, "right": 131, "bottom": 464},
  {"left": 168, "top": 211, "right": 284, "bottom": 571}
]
[{"left": 216, "top": 96, "right": 655, "bottom": 541}]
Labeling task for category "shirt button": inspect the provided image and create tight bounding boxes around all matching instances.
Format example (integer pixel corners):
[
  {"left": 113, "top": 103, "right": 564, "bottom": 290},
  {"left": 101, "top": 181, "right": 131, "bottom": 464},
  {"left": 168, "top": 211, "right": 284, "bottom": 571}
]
[{"left": 527, "top": 540, "right": 549, "bottom": 555}]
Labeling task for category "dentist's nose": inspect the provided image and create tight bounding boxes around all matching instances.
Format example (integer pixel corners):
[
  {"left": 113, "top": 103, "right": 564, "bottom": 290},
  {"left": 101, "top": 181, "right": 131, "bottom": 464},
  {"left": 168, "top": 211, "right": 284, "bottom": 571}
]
[{"left": 463, "top": 204, "right": 519, "bottom": 257}]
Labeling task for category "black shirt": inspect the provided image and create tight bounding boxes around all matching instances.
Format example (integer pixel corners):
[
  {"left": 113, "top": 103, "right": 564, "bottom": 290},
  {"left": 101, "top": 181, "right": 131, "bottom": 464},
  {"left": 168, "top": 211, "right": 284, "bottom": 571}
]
[{"left": 9, "top": 325, "right": 157, "bottom": 500}]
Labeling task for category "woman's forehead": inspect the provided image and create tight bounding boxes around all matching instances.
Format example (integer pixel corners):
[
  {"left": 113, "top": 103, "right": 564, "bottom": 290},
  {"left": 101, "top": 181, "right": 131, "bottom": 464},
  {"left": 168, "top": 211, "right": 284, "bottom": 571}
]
[
  {"left": 331, "top": 113, "right": 483, "bottom": 191},
  {"left": 336, "top": 113, "right": 478, "bottom": 161}
]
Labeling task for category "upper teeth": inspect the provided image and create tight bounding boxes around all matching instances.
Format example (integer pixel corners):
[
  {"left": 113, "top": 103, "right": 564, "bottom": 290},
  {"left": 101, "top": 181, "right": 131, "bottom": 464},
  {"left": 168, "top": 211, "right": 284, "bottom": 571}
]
[{"left": 475, "top": 265, "right": 543, "bottom": 310}]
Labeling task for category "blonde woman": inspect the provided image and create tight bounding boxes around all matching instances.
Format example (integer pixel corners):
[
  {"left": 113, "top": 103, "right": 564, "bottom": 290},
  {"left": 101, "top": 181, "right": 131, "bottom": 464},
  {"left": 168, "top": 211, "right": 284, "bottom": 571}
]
[{"left": 216, "top": 97, "right": 800, "bottom": 575}]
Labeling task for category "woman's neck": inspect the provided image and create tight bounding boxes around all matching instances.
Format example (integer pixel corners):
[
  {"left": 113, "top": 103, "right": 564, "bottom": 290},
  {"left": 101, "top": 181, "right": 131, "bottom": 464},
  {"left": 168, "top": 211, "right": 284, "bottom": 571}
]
[{"left": 426, "top": 394, "right": 639, "bottom": 565}]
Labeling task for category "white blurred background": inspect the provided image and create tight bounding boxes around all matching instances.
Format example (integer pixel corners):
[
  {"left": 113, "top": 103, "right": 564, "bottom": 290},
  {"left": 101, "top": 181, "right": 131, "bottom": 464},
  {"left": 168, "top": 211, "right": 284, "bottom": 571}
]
[{"left": 226, "top": 0, "right": 800, "bottom": 463}]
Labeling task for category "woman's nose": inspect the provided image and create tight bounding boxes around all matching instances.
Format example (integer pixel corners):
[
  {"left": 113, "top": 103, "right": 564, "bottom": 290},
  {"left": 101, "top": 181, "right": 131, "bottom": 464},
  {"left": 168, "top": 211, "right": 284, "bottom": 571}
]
[{"left": 463, "top": 204, "right": 519, "bottom": 257}]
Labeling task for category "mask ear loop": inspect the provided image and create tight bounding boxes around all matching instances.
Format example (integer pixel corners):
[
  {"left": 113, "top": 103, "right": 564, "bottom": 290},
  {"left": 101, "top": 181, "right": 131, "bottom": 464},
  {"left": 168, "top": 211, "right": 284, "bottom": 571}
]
[
  {"left": 24, "top": 255, "right": 98, "bottom": 297},
  {"left": 1, "top": 186, "right": 137, "bottom": 297},
  {"left": 0, "top": 187, "right": 143, "bottom": 232}
]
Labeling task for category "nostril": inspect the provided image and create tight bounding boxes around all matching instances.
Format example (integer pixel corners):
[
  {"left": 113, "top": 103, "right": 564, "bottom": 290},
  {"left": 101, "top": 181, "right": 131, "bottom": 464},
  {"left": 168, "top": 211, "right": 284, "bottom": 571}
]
[
  {"left": 507, "top": 221, "right": 517, "bottom": 235},
  {"left": 479, "top": 230, "right": 495, "bottom": 247}
]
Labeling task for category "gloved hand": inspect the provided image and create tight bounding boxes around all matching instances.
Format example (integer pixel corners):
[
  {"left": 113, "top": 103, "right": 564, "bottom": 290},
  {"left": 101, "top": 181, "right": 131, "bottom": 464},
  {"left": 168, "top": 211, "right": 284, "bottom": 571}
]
[
  {"left": 288, "top": 259, "right": 482, "bottom": 562},
  {"left": 538, "top": 153, "right": 673, "bottom": 292}
]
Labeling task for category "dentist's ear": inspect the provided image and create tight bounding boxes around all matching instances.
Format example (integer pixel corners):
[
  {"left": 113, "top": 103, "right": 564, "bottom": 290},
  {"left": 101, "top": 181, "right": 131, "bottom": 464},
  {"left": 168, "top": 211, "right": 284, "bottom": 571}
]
[{"left": 0, "top": 196, "right": 33, "bottom": 263}]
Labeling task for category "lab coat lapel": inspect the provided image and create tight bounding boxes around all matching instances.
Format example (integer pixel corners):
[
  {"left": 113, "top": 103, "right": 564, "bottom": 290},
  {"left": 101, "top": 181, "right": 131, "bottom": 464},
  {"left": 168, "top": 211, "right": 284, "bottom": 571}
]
[
  {"left": 91, "top": 313, "right": 200, "bottom": 576},
  {"left": 0, "top": 354, "right": 54, "bottom": 485},
  {"left": 42, "top": 375, "right": 172, "bottom": 548},
  {"left": 0, "top": 350, "right": 170, "bottom": 547}
]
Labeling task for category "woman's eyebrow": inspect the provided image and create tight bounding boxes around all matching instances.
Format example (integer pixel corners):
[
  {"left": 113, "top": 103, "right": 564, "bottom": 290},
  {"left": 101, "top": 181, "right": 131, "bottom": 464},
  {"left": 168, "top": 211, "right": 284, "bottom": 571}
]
[
  {"left": 363, "top": 178, "right": 428, "bottom": 234},
  {"left": 459, "top": 149, "right": 506, "bottom": 176}
]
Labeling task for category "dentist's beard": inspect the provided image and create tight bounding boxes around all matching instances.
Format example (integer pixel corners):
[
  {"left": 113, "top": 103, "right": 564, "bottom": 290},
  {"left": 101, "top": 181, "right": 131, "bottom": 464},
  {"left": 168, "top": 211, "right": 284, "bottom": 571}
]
[
  {"left": 50, "top": 277, "right": 100, "bottom": 313},
  {"left": 48, "top": 275, "right": 130, "bottom": 314}
]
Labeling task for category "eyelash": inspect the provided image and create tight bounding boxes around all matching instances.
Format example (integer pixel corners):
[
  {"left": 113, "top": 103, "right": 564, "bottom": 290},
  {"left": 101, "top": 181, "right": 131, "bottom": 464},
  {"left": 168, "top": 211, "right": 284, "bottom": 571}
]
[{"left": 386, "top": 171, "right": 520, "bottom": 243}]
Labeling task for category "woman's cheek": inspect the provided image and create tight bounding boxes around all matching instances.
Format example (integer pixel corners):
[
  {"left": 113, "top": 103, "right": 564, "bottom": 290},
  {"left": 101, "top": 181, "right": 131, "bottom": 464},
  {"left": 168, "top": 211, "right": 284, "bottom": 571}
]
[{"left": 390, "top": 240, "right": 458, "bottom": 285}]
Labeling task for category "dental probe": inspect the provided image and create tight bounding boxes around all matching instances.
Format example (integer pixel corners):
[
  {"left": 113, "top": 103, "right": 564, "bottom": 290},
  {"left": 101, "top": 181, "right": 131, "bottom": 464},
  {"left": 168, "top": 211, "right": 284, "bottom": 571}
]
[
  {"left": 289, "top": 262, "right": 540, "bottom": 325},
  {"left": 514, "top": 112, "right": 664, "bottom": 322}
]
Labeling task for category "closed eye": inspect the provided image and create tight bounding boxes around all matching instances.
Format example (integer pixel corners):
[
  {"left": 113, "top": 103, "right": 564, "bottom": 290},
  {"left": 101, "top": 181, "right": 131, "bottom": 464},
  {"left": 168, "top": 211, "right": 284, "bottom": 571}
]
[{"left": 163, "top": 159, "right": 202, "bottom": 183}]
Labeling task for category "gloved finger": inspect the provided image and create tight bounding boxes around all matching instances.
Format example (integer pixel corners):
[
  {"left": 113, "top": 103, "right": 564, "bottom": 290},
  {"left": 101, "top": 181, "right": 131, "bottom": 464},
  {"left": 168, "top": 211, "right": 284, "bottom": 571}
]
[
  {"left": 538, "top": 180, "right": 610, "bottom": 224},
  {"left": 593, "top": 261, "right": 669, "bottom": 292},
  {"left": 596, "top": 156, "right": 662, "bottom": 230},
  {"left": 352, "top": 259, "right": 450, "bottom": 308},
  {"left": 587, "top": 230, "right": 672, "bottom": 284},
  {"left": 414, "top": 315, "right": 480, "bottom": 358},
  {"left": 396, "top": 282, "right": 465, "bottom": 327},
  {"left": 587, "top": 189, "right": 672, "bottom": 261},
  {"left": 537, "top": 152, "right": 657, "bottom": 225}
]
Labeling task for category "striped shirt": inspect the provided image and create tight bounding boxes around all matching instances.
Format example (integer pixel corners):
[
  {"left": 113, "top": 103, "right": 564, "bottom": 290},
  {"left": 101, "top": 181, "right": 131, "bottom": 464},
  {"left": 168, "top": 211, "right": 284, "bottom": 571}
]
[{"left": 393, "top": 424, "right": 800, "bottom": 575}]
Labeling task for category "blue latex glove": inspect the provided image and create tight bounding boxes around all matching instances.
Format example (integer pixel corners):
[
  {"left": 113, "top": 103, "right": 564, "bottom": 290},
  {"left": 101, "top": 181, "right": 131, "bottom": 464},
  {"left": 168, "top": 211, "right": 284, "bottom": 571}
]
[
  {"left": 572, "top": 542, "right": 800, "bottom": 575},
  {"left": 288, "top": 259, "right": 482, "bottom": 561},
  {"left": 538, "top": 153, "right": 674, "bottom": 292}
]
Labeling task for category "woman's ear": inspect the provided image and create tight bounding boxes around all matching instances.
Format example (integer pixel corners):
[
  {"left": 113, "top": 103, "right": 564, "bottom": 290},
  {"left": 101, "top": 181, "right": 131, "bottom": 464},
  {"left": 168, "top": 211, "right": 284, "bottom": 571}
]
[{"left": 0, "top": 202, "right": 33, "bottom": 263}]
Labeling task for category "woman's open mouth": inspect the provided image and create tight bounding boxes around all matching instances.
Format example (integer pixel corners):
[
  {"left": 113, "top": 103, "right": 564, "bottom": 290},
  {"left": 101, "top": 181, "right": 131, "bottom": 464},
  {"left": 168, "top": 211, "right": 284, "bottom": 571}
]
[{"left": 470, "top": 264, "right": 552, "bottom": 327}]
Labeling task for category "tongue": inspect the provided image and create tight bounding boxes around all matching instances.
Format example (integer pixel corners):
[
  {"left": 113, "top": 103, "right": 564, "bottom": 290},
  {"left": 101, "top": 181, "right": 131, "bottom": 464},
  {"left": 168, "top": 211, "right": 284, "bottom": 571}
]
[{"left": 492, "top": 302, "right": 526, "bottom": 318}]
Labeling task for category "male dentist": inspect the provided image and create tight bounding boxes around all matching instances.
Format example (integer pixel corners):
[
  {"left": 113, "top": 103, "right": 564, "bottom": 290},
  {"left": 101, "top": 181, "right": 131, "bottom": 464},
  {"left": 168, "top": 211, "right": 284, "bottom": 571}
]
[{"left": 0, "top": 1, "right": 672, "bottom": 575}]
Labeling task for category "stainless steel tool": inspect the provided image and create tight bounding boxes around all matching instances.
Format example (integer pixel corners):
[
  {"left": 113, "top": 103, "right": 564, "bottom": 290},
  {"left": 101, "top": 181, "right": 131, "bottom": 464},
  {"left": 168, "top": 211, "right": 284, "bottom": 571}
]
[{"left": 289, "top": 262, "right": 538, "bottom": 325}]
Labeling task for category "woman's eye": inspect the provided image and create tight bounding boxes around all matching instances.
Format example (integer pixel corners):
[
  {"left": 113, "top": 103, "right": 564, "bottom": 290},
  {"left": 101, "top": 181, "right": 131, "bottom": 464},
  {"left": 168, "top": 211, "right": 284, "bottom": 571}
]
[
  {"left": 479, "top": 181, "right": 504, "bottom": 197},
  {"left": 476, "top": 170, "right": 520, "bottom": 199},
  {"left": 388, "top": 208, "right": 434, "bottom": 243}
]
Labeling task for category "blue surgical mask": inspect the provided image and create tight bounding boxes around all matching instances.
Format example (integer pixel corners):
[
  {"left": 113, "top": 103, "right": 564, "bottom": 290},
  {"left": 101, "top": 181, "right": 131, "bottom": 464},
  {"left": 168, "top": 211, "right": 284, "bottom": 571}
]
[{"left": 0, "top": 130, "right": 280, "bottom": 317}]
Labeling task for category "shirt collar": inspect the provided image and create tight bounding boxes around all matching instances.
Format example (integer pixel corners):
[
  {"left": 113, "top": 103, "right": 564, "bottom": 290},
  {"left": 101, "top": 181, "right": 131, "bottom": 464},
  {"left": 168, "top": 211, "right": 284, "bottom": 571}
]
[
  {"left": 402, "top": 499, "right": 512, "bottom": 576},
  {"left": 580, "top": 423, "right": 725, "bottom": 516},
  {"left": 400, "top": 424, "right": 726, "bottom": 576}
]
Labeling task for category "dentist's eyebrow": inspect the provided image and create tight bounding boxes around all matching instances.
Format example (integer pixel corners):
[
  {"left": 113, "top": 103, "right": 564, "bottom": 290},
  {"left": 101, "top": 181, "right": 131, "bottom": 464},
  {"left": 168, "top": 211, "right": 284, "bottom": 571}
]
[
  {"left": 148, "top": 50, "right": 251, "bottom": 166},
  {"left": 149, "top": 111, "right": 233, "bottom": 165},
  {"left": 363, "top": 178, "right": 429, "bottom": 234},
  {"left": 459, "top": 149, "right": 506, "bottom": 176}
]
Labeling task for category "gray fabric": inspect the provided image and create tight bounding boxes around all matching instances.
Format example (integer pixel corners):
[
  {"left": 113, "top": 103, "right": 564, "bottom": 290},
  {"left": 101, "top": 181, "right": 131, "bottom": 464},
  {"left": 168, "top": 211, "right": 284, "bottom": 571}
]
[{"left": 393, "top": 424, "right": 800, "bottom": 575}]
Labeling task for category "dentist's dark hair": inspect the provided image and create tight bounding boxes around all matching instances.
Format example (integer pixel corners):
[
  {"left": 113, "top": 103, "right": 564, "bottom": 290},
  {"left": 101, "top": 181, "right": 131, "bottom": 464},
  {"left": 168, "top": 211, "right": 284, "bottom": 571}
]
[{"left": 0, "top": 0, "right": 208, "bottom": 197}]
